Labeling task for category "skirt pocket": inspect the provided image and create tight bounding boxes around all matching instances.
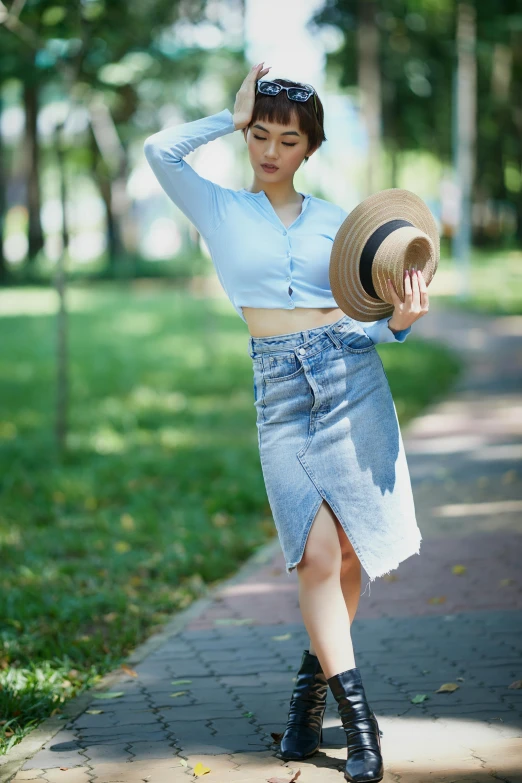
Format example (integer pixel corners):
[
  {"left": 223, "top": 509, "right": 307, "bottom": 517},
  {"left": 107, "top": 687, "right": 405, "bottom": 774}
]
[
  {"left": 262, "top": 351, "right": 304, "bottom": 383},
  {"left": 338, "top": 326, "right": 376, "bottom": 354}
]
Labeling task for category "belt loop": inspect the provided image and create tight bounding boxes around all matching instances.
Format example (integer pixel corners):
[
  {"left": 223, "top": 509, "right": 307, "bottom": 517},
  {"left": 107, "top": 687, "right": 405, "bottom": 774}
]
[{"left": 327, "top": 325, "right": 342, "bottom": 349}]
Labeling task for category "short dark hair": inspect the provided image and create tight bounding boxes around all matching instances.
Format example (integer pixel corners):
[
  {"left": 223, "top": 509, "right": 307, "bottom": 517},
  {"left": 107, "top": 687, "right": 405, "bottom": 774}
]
[{"left": 243, "top": 78, "right": 327, "bottom": 163}]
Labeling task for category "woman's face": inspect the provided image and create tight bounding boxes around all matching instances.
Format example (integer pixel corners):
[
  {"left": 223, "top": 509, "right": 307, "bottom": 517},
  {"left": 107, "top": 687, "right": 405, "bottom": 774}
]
[{"left": 244, "top": 111, "right": 314, "bottom": 184}]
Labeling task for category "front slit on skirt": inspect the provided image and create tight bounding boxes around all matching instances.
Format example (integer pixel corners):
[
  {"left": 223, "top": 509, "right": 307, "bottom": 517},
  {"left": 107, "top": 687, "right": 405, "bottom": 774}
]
[{"left": 249, "top": 314, "right": 422, "bottom": 596}]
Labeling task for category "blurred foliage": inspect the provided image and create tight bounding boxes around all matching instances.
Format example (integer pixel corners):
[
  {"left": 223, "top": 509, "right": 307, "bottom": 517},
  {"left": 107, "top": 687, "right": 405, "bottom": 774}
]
[
  {"left": 437, "top": 246, "right": 522, "bottom": 315},
  {"left": 1, "top": 248, "right": 211, "bottom": 286},
  {"left": 0, "top": 0, "right": 247, "bottom": 276},
  {"left": 312, "top": 0, "right": 522, "bottom": 243},
  {"left": 0, "top": 283, "right": 462, "bottom": 754}
]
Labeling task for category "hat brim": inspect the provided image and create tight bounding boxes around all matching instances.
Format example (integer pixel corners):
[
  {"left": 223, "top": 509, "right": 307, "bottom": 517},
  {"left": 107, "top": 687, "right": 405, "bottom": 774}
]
[{"left": 329, "top": 188, "right": 440, "bottom": 321}]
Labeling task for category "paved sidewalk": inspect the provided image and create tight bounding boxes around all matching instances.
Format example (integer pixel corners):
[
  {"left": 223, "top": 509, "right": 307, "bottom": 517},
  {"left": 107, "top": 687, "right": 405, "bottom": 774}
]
[{"left": 3, "top": 301, "right": 522, "bottom": 783}]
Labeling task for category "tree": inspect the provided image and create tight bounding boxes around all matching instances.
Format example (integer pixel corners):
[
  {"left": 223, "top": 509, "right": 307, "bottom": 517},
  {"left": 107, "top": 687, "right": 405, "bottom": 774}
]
[{"left": 311, "top": 0, "right": 522, "bottom": 243}]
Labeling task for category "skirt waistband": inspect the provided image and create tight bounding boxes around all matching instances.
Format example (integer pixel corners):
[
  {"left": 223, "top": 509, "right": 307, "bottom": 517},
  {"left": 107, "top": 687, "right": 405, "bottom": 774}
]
[{"left": 248, "top": 314, "right": 355, "bottom": 357}]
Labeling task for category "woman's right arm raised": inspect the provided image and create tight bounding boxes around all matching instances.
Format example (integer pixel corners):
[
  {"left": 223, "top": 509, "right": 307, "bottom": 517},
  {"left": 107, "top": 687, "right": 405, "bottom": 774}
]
[{"left": 143, "top": 63, "right": 270, "bottom": 238}]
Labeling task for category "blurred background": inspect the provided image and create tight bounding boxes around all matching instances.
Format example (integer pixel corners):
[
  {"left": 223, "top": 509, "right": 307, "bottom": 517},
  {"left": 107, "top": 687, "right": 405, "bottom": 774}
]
[
  {"left": 0, "top": 0, "right": 520, "bottom": 758},
  {"left": 1, "top": 0, "right": 521, "bottom": 297}
]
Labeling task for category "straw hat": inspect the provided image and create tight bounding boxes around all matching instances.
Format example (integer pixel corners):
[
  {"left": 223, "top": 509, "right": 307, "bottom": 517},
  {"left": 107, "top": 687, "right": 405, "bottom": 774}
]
[{"left": 329, "top": 188, "right": 439, "bottom": 322}]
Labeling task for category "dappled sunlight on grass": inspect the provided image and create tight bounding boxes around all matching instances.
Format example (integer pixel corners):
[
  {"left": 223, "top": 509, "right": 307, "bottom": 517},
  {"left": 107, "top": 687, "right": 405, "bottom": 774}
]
[
  {"left": 112, "top": 311, "right": 164, "bottom": 336},
  {"left": 126, "top": 386, "right": 188, "bottom": 413}
]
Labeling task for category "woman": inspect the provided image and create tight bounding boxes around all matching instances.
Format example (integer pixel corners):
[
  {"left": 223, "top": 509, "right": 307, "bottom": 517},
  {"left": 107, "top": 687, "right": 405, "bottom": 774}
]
[{"left": 144, "top": 62, "right": 428, "bottom": 783}]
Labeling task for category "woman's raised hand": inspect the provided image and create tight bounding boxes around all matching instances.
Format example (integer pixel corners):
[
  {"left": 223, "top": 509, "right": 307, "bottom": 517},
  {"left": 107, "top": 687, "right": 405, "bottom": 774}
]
[
  {"left": 387, "top": 268, "right": 429, "bottom": 331},
  {"left": 233, "top": 62, "right": 271, "bottom": 131}
]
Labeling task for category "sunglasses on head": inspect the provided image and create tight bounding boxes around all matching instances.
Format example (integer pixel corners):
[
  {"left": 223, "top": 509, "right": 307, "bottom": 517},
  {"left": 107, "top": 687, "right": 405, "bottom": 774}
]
[{"left": 256, "top": 79, "right": 318, "bottom": 115}]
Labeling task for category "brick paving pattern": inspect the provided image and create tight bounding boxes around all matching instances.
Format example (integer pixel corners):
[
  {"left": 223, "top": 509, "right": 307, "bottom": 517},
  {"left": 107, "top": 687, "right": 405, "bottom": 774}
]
[{"left": 3, "top": 301, "right": 522, "bottom": 783}]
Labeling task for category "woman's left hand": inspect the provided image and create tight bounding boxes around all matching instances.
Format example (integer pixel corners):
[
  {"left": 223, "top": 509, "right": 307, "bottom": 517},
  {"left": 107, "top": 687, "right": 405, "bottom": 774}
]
[{"left": 387, "top": 268, "right": 429, "bottom": 331}]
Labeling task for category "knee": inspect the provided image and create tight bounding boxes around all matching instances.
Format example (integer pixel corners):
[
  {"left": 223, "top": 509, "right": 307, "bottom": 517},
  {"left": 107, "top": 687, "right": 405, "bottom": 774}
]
[{"left": 296, "top": 540, "right": 341, "bottom": 580}]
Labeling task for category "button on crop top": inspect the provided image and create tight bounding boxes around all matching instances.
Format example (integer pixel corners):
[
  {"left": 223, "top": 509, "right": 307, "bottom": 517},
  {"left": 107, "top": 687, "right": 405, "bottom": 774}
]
[{"left": 143, "top": 108, "right": 411, "bottom": 345}]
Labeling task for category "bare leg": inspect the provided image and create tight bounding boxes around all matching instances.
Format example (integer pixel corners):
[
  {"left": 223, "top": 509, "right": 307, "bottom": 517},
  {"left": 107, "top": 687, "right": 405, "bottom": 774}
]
[
  {"left": 296, "top": 500, "right": 359, "bottom": 679},
  {"left": 308, "top": 525, "right": 362, "bottom": 656}
]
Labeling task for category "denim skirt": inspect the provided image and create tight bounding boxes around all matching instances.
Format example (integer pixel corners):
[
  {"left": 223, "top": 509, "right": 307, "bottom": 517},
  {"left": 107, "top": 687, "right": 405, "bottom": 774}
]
[{"left": 248, "top": 313, "right": 422, "bottom": 589}]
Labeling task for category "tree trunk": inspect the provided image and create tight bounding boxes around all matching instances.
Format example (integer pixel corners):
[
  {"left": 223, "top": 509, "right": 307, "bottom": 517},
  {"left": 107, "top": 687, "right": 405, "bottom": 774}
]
[
  {"left": 54, "top": 122, "right": 69, "bottom": 455},
  {"left": 23, "top": 77, "right": 44, "bottom": 263},
  {"left": 452, "top": 2, "right": 477, "bottom": 298},
  {"left": 357, "top": 0, "right": 381, "bottom": 197},
  {"left": 88, "top": 123, "right": 120, "bottom": 266},
  {"left": 0, "top": 92, "right": 7, "bottom": 282}
]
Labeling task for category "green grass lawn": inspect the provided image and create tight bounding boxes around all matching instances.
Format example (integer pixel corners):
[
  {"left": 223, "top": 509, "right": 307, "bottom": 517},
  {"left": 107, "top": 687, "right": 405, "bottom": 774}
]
[{"left": 0, "top": 282, "right": 462, "bottom": 755}]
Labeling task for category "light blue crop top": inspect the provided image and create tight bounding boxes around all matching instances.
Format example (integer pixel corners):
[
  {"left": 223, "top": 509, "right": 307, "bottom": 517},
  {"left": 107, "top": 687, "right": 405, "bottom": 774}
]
[{"left": 143, "top": 108, "right": 411, "bottom": 345}]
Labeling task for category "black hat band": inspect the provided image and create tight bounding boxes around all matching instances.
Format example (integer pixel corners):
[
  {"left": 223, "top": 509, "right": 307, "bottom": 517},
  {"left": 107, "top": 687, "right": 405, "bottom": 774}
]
[{"left": 360, "top": 219, "right": 414, "bottom": 301}]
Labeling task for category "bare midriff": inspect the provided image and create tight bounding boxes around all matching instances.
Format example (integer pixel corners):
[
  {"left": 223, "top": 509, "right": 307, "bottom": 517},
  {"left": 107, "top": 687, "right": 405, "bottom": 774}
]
[{"left": 242, "top": 306, "right": 345, "bottom": 338}]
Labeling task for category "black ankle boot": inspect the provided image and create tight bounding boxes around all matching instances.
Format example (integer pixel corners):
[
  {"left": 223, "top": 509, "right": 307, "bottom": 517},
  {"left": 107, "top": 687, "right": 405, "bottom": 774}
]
[
  {"left": 279, "top": 648, "right": 327, "bottom": 761},
  {"left": 327, "top": 667, "right": 384, "bottom": 783}
]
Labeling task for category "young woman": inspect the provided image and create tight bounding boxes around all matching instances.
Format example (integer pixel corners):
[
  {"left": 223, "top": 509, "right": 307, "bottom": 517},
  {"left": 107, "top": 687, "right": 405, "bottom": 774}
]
[{"left": 144, "top": 62, "right": 428, "bottom": 783}]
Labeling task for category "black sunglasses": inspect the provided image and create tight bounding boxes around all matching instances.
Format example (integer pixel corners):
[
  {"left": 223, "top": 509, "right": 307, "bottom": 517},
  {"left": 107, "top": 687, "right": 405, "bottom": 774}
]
[{"left": 256, "top": 80, "right": 318, "bottom": 115}]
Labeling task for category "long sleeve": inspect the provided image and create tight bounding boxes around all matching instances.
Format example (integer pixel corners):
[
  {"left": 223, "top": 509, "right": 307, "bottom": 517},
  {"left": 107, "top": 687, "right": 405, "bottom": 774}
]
[
  {"left": 356, "top": 316, "right": 411, "bottom": 345},
  {"left": 143, "top": 108, "right": 237, "bottom": 238}
]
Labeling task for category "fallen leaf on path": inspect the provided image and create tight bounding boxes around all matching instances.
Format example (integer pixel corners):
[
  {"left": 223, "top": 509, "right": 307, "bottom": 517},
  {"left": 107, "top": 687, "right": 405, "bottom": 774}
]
[
  {"left": 435, "top": 682, "right": 460, "bottom": 693},
  {"left": 121, "top": 665, "right": 138, "bottom": 678},
  {"left": 170, "top": 691, "right": 188, "bottom": 698},
  {"left": 85, "top": 710, "right": 104, "bottom": 715},
  {"left": 271, "top": 731, "right": 284, "bottom": 743},
  {"left": 272, "top": 633, "right": 292, "bottom": 641},
  {"left": 59, "top": 768, "right": 68, "bottom": 771},
  {"left": 92, "top": 692, "right": 125, "bottom": 700},
  {"left": 427, "top": 596, "right": 446, "bottom": 604},
  {"left": 179, "top": 759, "right": 188, "bottom": 767},
  {"left": 382, "top": 573, "right": 398, "bottom": 582},
  {"left": 172, "top": 679, "right": 192, "bottom": 685},
  {"left": 214, "top": 618, "right": 254, "bottom": 625},
  {"left": 243, "top": 711, "right": 254, "bottom": 718},
  {"left": 267, "top": 770, "right": 301, "bottom": 782},
  {"left": 509, "top": 680, "right": 522, "bottom": 689},
  {"left": 452, "top": 565, "right": 467, "bottom": 575},
  {"left": 500, "top": 578, "right": 515, "bottom": 587},
  {"left": 193, "top": 761, "right": 211, "bottom": 776},
  {"left": 411, "top": 694, "right": 429, "bottom": 703}
]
